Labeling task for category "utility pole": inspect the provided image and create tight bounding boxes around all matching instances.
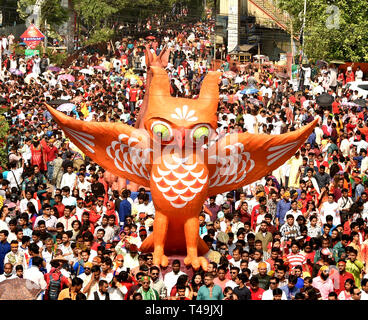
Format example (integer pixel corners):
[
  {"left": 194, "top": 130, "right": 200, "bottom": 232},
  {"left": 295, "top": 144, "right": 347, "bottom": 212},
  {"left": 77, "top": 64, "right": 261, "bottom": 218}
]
[
  {"left": 301, "top": 0, "right": 307, "bottom": 63},
  {"left": 44, "top": 19, "right": 47, "bottom": 49},
  {"left": 290, "top": 20, "right": 294, "bottom": 65}
]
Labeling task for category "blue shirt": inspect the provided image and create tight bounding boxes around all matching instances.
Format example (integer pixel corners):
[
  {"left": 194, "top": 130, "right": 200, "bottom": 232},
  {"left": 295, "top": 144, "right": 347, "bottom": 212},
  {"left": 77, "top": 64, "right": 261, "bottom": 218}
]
[
  {"left": 280, "top": 285, "right": 300, "bottom": 300},
  {"left": 295, "top": 277, "right": 304, "bottom": 289},
  {"left": 0, "top": 241, "right": 10, "bottom": 274},
  {"left": 73, "top": 261, "right": 85, "bottom": 275},
  {"left": 197, "top": 284, "right": 224, "bottom": 300},
  {"left": 276, "top": 199, "right": 291, "bottom": 226},
  {"left": 118, "top": 200, "right": 131, "bottom": 225}
]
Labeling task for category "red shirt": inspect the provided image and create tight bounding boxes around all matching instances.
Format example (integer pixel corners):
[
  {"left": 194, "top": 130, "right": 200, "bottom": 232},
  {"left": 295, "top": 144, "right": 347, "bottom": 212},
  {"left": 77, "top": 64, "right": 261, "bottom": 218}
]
[
  {"left": 334, "top": 271, "right": 354, "bottom": 295},
  {"left": 129, "top": 88, "right": 139, "bottom": 102},
  {"left": 44, "top": 144, "right": 58, "bottom": 162},
  {"left": 54, "top": 203, "right": 65, "bottom": 218},
  {"left": 332, "top": 101, "right": 341, "bottom": 114},
  {"left": 250, "top": 287, "right": 265, "bottom": 300}
]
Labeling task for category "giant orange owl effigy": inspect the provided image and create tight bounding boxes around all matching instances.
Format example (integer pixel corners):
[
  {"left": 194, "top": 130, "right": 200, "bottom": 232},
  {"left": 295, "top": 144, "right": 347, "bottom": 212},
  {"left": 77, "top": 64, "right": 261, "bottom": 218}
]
[{"left": 46, "top": 66, "right": 317, "bottom": 270}]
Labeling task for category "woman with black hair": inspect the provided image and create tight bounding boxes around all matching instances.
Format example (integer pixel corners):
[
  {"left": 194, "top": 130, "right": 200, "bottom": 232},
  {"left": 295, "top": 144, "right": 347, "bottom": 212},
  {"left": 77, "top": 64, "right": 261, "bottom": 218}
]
[{"left": 190, "top": 272, "right": 204, "bottom": 300}]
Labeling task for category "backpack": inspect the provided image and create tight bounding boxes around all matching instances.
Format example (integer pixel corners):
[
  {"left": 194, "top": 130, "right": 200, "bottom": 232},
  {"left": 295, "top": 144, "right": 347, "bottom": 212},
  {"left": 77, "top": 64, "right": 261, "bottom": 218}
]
[{"left": 48, "top": 272, "right": 62, "bottom": 300}]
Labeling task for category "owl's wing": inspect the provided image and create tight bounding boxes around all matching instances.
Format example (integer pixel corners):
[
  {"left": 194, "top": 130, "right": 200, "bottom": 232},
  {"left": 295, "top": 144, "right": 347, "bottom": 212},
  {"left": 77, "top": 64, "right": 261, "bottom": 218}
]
[
  {"left": 46, "top": 104, "right": 152, "bottom": 187},
  {"left": 207, "top": 119, "right": 318, "bottom": 196}
]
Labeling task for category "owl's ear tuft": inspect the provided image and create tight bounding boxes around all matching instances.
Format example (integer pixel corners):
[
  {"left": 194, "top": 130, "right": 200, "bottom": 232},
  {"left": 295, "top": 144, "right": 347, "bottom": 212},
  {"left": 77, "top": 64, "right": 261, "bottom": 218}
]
[
  {"left": 198, "top": 71, "right": 221, "bottom": 104},
  {"left": 149, "top": 66, "right": 171, "bottom": 98}
]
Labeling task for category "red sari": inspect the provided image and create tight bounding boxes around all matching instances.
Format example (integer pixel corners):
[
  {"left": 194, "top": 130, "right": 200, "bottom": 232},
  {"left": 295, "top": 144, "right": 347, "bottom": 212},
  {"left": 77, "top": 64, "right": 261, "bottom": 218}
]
[{"left": 30, "top": 144, "right": 43, "bottom": 169}]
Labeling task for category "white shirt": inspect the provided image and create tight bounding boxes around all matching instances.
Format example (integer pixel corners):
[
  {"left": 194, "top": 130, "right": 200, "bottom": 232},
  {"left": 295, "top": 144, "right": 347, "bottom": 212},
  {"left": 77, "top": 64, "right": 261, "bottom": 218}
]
[
  {"left": 19, "top": 198, "right": 39, "bottom": 214},
  {"left": 262, "top": 288, "right": 287, "bottom": 300},
  {"left": 77, "top": 180, "right": 91, "bottom": 199},
  {"left": 24, "top": 266, "right": 47, "bottom": 290},
  {"left": 60, "top": 172, "right": 77, "bottom": 190},
  {"left": 320, "top": 201, "right": 340, "bottom": 225},
  {"left": 34, "top": 215, "right": 58, "bottom": 229},
  {"left": 88, "top": 290, "right": 110, "bottom": 300},
  {"left": 0, "top": 274, "right": 16, "bottom": 282},
  {"left": 7, "top": 168, "right": 23, "bottom": 190},
  {"left": 243, "top": 114, "right": 257, "bottom": 133},
  {"left": 62, "top": 195, "right": 77, "bottom": 207},
  {"left": 361, "top": 290, "right": 368, "bottom": 300},
  {"left": 225, "top": 280, "right": 237, "bottom": 289}
]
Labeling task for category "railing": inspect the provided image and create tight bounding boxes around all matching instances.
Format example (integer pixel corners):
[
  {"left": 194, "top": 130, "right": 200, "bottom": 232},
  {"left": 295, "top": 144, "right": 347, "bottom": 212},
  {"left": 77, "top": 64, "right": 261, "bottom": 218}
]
[{"left": 248, "top": 0, "right": 290, "bottom": 31}]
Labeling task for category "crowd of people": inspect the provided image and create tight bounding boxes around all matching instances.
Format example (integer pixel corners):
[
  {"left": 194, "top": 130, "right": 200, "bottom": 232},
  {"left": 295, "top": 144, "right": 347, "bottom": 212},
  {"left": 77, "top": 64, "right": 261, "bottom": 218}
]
[{"left": 0, "top": 11, "right": 368, "bottom": 301}]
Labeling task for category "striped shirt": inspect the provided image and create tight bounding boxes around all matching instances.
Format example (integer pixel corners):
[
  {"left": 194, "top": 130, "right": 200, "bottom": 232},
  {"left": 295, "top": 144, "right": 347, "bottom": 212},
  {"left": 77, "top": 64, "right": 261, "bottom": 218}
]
[{"left": 286, "top": 252, "right": 306, "bottom": 268}]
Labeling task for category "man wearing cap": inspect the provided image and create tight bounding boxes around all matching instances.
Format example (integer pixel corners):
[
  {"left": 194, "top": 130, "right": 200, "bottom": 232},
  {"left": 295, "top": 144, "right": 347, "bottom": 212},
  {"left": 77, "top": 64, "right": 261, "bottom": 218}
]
[
  {"left": 136, "top": 275, "right": 159, "bottom": 300},
  {"left": 123, "top": 244, "right": 140, "bottom": 269},
  {"left": 276, "top": 192, "right": 291, "bottom": 227},
  {"left": 312, "top": 265, "right": 334, "bottom": 300}
]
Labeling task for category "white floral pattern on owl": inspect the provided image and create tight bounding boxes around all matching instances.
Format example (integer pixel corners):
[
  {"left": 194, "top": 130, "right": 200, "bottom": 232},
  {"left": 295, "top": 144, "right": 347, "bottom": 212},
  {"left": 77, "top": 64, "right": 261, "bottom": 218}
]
[{"left": 171, "top": 105, "right": 198, "bottom": 122}]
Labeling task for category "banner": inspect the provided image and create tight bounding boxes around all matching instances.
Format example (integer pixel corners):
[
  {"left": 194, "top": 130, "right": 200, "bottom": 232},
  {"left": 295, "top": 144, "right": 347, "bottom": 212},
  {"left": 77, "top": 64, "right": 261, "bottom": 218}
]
[{"left": 20, "top": 24, "right": 45, "bottom": 49}]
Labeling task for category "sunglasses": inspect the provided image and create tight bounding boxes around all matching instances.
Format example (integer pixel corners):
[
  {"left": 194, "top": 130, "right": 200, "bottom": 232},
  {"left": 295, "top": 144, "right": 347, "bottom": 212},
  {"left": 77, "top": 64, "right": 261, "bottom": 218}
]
[
  {"left": 151, "top": 272, "right": 159, "bottom": 275},
  {"left": 270, "top": 282, "right": 277, "bottom": 285},
  {"left": 146, "top": 257, "right": 153, "bottom": 260}
]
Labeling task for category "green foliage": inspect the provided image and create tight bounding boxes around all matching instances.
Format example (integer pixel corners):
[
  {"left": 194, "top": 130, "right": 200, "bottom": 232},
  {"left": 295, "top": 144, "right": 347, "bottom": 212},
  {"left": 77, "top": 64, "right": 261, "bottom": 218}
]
[
  {"left": 0, "top": 115, "right": 9, "bottom": 172},
  {"left": 84, "top": 28, "right": 114, "bottom": 46},
  {"left": 17, "top": 0, "right": 69, "bottom": 33},
  {"left": 277, "top": 0, "right": 368, "bottom": 62}
]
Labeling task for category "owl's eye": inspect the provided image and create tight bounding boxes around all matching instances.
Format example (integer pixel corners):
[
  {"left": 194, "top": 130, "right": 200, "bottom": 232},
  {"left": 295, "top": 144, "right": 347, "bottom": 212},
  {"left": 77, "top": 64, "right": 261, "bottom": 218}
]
[
  {"left": 151, "top": 122, "right": 172, "bottom": 142},
  {"left": 192, "top": 125, "right": 211, "bottom": 143}
]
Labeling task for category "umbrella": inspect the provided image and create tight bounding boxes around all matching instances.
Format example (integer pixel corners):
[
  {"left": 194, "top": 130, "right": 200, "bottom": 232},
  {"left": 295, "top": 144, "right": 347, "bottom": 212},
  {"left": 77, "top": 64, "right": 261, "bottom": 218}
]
[
  {"left": 341, "top": 102, "right": 358, "bottom": 108},
  {"left": 48, "top": 66, "right": 61, "bottom": 72},
  {"left": 80, "top": 68, "right": 94, "bottom": 75},
  {"left": 58, "top": 74, "right": 75, "bottom": 82},
  {"left": 57, "top": 103, "right": 76, "bottom": 114},
  {"left": 241, "top": 87, "right": 259, "bottom": 95},
  {"left": 48, "top": 99, "right": 70, "bottom": 105},
  {"left": 354, "top": 99, "right": 367, "bottom": 107},
  {"left": 0, "top": 278, "right": 41, "bottom": 300},
  {"left": 146, "top": 36, "right": 156, "bottom": 40},
  {"left": 316, "top": 93, "right": 334, "bottom": 107},
  {"left": 276, "top": 72, "right": 289, "bottom": 79},
  {"left": 94, "top": 66, "right": 106, "bottom": 71},
  {"left": 248, "top": 97, "right": 261, "bottom": 106},
  {"left": 316, "top": 60, "right": 328, "bottom": 68},
  {"left": 223, "top": 71, "right": 237, "bottom": 79},
  {"left": 24, "top": 73, "right": 39, "bottom": 84},
  {"left": 9, "top": 68, "right": 24, "bottom": 76},
  {"left": 329, "top": 60, "right": 345, "bottom": 65}
]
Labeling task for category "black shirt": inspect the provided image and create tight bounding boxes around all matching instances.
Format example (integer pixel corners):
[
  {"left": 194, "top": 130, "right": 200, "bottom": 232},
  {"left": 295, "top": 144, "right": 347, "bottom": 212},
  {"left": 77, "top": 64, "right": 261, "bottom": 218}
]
[
  {"left": 91, "top": 182, "right": 105, "bottom": 198},
  {"left": 233, "top": 285, "right": 251, "bottom": 300}
]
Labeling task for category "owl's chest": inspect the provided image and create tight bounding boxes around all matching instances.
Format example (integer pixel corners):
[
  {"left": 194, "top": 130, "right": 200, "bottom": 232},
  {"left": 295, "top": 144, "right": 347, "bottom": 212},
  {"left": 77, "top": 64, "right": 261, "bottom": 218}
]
[{"left": 150, "top": 152, "right": 209, "bottom": 209}]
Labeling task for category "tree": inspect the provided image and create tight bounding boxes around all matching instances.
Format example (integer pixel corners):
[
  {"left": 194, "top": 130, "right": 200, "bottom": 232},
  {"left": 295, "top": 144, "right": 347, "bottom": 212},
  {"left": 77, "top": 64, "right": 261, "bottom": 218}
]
[
  {"left": 276, "top": 0, "right": 368, "bottom": 62},
  {"left": 0, "top": 115, "right": 9, "bottom": 173},
  {"left": 17, "top": 0, "right": 69, "bottom": 30}
]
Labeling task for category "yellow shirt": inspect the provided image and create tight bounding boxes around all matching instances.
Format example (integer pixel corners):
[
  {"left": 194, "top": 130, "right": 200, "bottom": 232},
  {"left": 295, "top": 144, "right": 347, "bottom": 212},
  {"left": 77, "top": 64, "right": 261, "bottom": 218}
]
[{"left": 58, "top": 288, "right": 77, "bottom": 300}]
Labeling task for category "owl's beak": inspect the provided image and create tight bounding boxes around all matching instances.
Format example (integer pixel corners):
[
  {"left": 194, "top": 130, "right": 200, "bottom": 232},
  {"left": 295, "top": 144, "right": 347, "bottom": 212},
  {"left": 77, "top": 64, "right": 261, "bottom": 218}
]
[{"left": 174, "top": 127, "right": 186, "bottom": 148}]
